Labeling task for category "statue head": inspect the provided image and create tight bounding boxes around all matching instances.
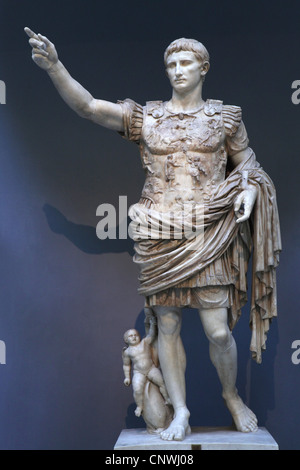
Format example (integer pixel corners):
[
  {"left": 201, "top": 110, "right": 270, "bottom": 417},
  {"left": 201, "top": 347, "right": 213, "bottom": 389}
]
[
  {"left": 124, "top": 329, "right": 141, "bottom": 346},
  {"left": 164, "top": 38, "right": 210, "bottom": 91}
]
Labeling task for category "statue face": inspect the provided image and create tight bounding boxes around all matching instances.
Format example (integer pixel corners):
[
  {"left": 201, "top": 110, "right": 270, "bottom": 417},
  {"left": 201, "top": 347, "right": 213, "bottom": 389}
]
[
  {"left": 166, "top": 50, "right": 207, "bottom": 94},
  {"left": 126, "top": 330, "right": 140, "bottom": 345}
]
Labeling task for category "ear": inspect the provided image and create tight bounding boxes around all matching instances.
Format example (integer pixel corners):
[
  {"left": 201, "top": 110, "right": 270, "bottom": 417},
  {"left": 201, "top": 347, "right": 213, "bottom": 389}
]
[{"left": 201, "top": 61, "right": 210, "bottom": 77}]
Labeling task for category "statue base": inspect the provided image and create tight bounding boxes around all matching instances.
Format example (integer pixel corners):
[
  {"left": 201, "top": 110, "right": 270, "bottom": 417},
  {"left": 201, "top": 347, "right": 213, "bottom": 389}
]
[{"left": 114, "top": 426, "right": 279, "bottom": 450}]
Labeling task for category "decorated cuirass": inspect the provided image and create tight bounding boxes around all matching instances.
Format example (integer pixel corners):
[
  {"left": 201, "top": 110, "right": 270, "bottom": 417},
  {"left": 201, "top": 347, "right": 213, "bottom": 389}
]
[
  {"left": 119, "top": 97, "right": 248, "bottom": 211},
  {"left": 139, "top": 100, "right": 233, "bottom": 210}
]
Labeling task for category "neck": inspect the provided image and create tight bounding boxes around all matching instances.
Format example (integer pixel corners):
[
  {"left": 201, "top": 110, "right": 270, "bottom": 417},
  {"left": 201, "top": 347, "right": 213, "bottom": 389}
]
[{"left": 169, "top": 82, "right": 204, "bottom": 112}]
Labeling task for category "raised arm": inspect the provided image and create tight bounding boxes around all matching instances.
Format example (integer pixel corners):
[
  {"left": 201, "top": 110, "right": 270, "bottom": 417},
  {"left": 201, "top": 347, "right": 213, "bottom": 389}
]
[
  {"left": 24, "top": 27, "right": 124, "bottom": 132},
  {"left": 144, "top": 314, "right": 157, "bottom": 345}
]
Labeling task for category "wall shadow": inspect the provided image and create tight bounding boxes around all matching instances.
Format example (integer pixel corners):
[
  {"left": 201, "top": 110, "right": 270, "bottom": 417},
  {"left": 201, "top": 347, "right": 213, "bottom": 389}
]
[{"left": 43, "top": 203, "right": 134, "bottom": 256}]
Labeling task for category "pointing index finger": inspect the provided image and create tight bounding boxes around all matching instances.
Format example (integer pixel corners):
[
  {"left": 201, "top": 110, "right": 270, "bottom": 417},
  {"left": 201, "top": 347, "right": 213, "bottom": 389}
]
[{"left": 24, "top": 27, "right": 39, "bottom": 40}]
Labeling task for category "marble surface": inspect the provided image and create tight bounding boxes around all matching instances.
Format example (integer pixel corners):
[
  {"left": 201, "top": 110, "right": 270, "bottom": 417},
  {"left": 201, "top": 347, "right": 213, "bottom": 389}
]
[{"left": 114, "top": 426, "right": 279, "bottom": 450}]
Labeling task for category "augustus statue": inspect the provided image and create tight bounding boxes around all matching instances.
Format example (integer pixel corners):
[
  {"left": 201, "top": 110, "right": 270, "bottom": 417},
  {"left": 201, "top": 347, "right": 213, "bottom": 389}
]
[{"left": 25, "top": 28, "right": 281, "bottom": 442}]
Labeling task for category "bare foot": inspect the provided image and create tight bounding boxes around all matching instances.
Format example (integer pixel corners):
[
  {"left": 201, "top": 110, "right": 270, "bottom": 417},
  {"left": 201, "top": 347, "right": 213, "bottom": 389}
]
[
  {"left": 135, "top": 406, "right": 142, "bottom": 417},
  {"left": 224, "top": 393, "right": 258, "bottom": 432},
  {"left": 160, "top": 407, "right": 191, "bottom": 441}
]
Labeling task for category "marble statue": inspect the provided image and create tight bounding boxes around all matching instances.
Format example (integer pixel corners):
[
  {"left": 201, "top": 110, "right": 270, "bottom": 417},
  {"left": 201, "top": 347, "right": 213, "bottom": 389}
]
[
  {"left": 122, "top": 314, "right": 173, "bottom": 433},
  {"left": 25, "top": 29, "right": 281, "bottom": 442}
]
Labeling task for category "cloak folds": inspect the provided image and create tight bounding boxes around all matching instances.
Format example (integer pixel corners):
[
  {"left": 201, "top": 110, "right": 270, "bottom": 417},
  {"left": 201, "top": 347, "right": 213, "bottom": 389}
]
[{"left": 129, "top": 149, "right": 281, "bottom": 363}]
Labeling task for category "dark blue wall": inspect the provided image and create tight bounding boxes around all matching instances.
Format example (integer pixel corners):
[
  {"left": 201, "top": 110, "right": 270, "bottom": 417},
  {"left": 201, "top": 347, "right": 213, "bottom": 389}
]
[{"left": 0, "top": 0, "right": 299, "bottom": 450}]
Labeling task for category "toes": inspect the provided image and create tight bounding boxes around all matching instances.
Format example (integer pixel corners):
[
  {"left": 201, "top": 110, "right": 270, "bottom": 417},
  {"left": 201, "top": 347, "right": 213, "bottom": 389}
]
[
  {"left": 160, "top": 431, "right": 173, "bottom": 441},
  {"left": 174, "top": 427, "right": 185, "bottom": 441},
  {"left": 249, "top": 420, "right": 258, "bottom": 432},
  {"left": 236, "top": 414, "right": 258, "bottom": 433},
  {"left": 160, "top": 426, "right": 186, "bottom": 441}
]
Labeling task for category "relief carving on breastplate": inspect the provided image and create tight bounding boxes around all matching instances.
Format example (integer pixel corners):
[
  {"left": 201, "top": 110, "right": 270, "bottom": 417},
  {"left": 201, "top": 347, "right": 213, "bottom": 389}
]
[
  {"left": 146, "top": 116, "right": 224, "bottom": 156},
  {"left": 165, "top": 155, "right": 183, "bottom": 188},
  {"left": 186, "top": 154, "right": 207, "bottom": 188},
  {"left": 141, "top": 148, "right": 155, "bottom": 175},
  {"left": 141, "top": 177, "right": 163, "bottom": 204},
  {"left": 213, "top": 146, "right": 228, "bottom": 183}
]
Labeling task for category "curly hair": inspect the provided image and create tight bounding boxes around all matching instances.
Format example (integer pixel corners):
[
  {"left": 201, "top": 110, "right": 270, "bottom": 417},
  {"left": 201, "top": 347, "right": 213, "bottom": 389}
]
[
  {"left": 164, "top": 38, "right": 210, "bottom": 68},
  {"left": 123, "top": 329, "right": 140, "bottom": 344}
]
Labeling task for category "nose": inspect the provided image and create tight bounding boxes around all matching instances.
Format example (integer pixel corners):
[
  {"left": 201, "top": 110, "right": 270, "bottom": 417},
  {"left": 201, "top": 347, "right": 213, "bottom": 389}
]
[{"left": 175, "top": 62, "right": 182, "bottom": 76}]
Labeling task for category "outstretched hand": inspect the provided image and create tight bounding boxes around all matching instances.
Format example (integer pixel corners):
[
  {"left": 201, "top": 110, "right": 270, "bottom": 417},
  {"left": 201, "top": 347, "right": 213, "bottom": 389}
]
[
  {"left": 24, "top": 27, "right": 58, "bottom": 71},
  {"left": 144, "top": 307, "right": 157, "bottom": 325},
  {"left": 234, "top": 186, "right": 258, "bottom": 223}
]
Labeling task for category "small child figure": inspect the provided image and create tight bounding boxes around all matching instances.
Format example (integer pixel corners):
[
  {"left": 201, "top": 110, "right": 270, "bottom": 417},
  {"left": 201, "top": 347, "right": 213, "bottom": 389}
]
[{"left": 122, "top": 316, "right": 170, "bottom": 417}]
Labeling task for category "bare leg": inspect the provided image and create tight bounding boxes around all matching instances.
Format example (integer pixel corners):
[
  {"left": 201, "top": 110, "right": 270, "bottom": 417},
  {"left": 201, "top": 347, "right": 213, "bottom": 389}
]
[
  {"left": 132, "top": 371, "right": 147, "bottom": 417},
  {"left": 153, "top": 306, "right": 190, "bottom": 441},
  {"left": 199, "top": 307, "right": 258, "bottom": 432},
  {"left": 148, "top": 366, "right": 171, "bottom": 404}
]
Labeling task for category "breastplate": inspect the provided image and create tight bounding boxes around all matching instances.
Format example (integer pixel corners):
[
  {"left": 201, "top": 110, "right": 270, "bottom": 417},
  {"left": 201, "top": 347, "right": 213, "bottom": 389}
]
[{"left": 139, "top": 100, "right": 228, "bottom": 210}]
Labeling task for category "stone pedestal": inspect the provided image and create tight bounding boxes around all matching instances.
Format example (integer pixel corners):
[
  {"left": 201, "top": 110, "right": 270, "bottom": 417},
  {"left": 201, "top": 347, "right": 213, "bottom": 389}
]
[{"left": 114, "top": 426, "right": 279, "bottom": 450}]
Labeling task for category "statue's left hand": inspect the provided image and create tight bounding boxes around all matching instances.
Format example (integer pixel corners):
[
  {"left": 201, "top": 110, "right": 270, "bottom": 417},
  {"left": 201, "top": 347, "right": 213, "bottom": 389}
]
[{"left": 234, "top": 186, "right": 258, "bottom": 223}]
